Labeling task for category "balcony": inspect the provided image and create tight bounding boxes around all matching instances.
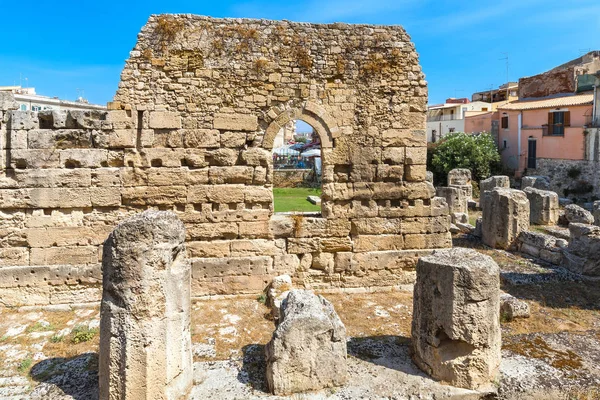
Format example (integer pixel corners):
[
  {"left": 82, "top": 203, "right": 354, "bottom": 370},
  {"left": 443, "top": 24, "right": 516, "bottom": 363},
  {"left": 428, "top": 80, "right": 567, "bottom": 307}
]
[
  {"left": 542, "top": 124, "right": 565, "bottom": 136},
  {"left": 427, "top": 114, "right": 461, "bottom": 122}
]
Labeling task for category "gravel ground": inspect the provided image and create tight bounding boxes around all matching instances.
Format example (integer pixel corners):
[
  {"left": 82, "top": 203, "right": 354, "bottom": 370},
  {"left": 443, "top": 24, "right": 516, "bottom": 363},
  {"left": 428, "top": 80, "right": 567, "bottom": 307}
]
[{"left": 0, "top": 242, "right": 599, "bottom": 399}]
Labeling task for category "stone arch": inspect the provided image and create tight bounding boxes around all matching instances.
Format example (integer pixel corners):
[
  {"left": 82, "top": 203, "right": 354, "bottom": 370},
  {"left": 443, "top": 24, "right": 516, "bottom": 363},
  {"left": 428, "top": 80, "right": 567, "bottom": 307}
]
[{"left": 262, "top": 101, "right": 338, "bottom": 151}]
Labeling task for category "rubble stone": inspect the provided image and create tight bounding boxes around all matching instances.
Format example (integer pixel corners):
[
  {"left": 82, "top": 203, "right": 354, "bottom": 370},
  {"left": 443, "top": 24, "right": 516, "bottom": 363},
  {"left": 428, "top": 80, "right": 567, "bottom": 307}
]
[
  {"left": 265, "top": 290, "right": 348, "bottom": 395},
  {"left": 481, "top": 188, "right": 530, "bottom": 249},
  {"left": 564, "top": 204, "right": 594, "bottom": 225},
  {"left": 436, "top": 187, "right": 467, "bottom": 223},
  {"left": 411, "top": 248, "right": 501, "bottom": 390},
  {"left": 99, "top": 211, "right": 193, "bottom": 400},
  {"left": 500, "top": 293, "right": 530, "bottom": 321},
  {"left": 523, "top": 187, "right": 559, "bottom": 225}
]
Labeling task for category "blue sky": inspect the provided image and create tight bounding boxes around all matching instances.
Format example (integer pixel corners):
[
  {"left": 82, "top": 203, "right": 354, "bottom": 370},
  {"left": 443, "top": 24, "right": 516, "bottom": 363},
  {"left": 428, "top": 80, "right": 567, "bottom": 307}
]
[{"left": 2, "top": 0, "right": 598, "bottom": 106}]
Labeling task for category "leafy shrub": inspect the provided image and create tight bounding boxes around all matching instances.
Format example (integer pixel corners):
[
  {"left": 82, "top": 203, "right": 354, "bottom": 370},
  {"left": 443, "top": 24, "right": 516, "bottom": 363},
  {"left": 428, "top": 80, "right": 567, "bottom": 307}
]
[{"left": 428, "top": 132, "right": 501, "bottom": 185}]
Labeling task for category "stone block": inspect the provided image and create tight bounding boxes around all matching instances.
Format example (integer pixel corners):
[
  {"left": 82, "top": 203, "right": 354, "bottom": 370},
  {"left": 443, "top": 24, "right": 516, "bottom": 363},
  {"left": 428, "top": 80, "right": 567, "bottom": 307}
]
[
  {"left": 404, "top": 164, "right": 426, "bottom": 182},
  {"left": 480, "top": 176, "right": 509, "bottom": 194},
  {"left": 121, "top": 186, "right": 187, "bottom": 206},
  {"left": 191, "top": 256, "right": 272, "bottom": 278},
  {"left": 382, "top": 129, "right": 425, "bottom": 147},
  {"left": 523, "top": 187, "right": 559, "bottom": 225},
  {"left": 481, "top": 188, "right": 529, "bottom": 249},
  {"left": 148, "top": 111, "right": 182, "bottom": 129},
  {"left": 99, "top": 211, "right": 192, "bottom": 399},
  {"left": 265, "top": 290, "right": 348, "bottom": 395},
  {"left": 564, "top": 204, "right": 594, "bottom": 225},
  {"left": 521, "top": 175, "right": 550, "bottom": 190},
  {"left": 436, "top": 186, "right": 467, "bottom": 216},
  {"left": 405, "top": 147, "right": 427, "bottom": 164},
  {"left": 59, "top": 149, "right": 108, "bottom": 168},
  {"left": 412, "top": 248, "right": 500, "bottom": 390},
  {"left": 594, "top": 200, "right": 600, "bottom": 227},
  {"left": 447, "top": 168, "right": 471, "bottom": 186},
  {"left": 500, "top": 293, "right": 530, "bottom": 321},
  {"left": 10, "top": 111, "right": 38, "bottom": 130},
  {"left": 10, "top": 149, "right": 61, "bottom": 169},
  {"left": 30, "top": 246, "right": 97, "bottom": 265},
  {"left": 213, "top": 113, "right": 258, "bottom": 131},
  {"left": 182, "top": 129, "right": 220, "bottom": 148},
  {"left": 91, "top": 187, "right": 122, "bottom": 206}
]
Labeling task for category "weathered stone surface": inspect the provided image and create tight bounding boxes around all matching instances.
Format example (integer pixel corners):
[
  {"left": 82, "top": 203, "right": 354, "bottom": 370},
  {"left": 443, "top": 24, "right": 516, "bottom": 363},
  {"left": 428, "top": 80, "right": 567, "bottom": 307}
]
[
  {"left": 480, "top": 176, "right": 509, "bottom": 194},
  {"left": 99, "top": 211, "right": 192, "bottom": 400},
  {"left": 149, "top": 111, "right": 181, "bottom": 129},
  {"left": 265, "top": 290, "right": 348, "bottom": 395},
  {"left": 448, "top": 168, "right": 471, "bottom": 186},
  {"left": 500, "top": 293, "right": 530, "bottom": 321},
  {"left": 563, "top": 223, "right": 600, "bottom": 276},
  {"left": 436, "top": 186, "right": 467, "bottom": 221},
  {"left": 482, "top": 188, "right": 530, "bottom": 249},
  {"left": 267, "top": 274, "right": 293, "bottom": 321},
  {"left": 564, "top": 204, "right": 594, "bottom": 225},
  {"left": 524, "top": 187, "right": 559, "bottom": 225},
  {"left": 521, "top": 175, "right": 550, "bottom": 190},
  {"left": 411, "top": 248, "right": 500, "bottom": 391},
  {"left": 594, "top": 200, "right": 600, "bottom": 227}
]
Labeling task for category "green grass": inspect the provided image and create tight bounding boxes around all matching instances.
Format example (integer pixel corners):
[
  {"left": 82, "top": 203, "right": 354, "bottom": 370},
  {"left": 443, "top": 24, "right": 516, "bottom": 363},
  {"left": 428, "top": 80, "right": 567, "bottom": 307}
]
[{"left": 273, "top": 187, "right": 322, "bottom": 213}]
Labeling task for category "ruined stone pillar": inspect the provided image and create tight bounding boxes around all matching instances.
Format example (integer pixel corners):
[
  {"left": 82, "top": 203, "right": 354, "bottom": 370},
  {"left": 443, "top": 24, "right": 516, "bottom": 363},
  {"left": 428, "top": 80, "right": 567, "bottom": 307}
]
[
  {"left": 481, "top": 188, "right": 530, "bottom": 249},
  {"left": 411, "top": 248, "right": 501, "bottom": 391},
  {"left": 266, "top": 290, "right": 348, "bottom": 395},
  {"left": 448, "top": 168, "right": 473, "bottom": 200},
  {"left": 99, "top": 211, "right": 192, "bottom": 400},
  {"left": 523, "top": 187, "right": 559, "bottom": 225}
]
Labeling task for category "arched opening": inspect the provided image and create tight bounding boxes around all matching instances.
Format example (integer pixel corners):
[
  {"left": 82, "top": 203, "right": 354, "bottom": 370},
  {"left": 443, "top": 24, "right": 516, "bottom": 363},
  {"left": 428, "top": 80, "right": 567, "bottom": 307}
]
[{"left": 271, "top": 119, "right": 322, "bottom": 213}]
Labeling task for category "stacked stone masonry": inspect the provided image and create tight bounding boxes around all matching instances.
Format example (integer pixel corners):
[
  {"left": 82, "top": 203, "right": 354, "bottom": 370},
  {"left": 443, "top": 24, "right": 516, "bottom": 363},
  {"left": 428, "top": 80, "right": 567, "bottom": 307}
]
[{"left": 0, "top": 15, "right": 451, "bottom": 306}]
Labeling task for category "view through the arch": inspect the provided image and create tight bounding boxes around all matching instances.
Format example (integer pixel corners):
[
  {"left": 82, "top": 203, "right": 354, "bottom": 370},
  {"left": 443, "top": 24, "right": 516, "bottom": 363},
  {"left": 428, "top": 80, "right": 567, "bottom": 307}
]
[{"left": 272, "top": 119, "right": 322, "bottom": 213}]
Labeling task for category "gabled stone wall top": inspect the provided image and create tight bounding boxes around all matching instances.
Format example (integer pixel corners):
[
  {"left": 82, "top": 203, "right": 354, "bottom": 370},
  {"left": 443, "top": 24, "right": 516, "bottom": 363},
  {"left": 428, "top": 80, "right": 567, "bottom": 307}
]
[{"left": 0, "top": 15, "right": 450, "bottom": 307}]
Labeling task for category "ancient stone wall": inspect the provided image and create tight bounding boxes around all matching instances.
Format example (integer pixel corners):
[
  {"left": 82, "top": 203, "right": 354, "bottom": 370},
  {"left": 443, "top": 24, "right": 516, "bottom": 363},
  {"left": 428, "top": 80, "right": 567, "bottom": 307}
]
[
  {"left": 0, "top": 15, "right": 450, "bottom": 307},
  {"left": 518, "top": 67, "right": 576, "bottom": 99},
  {"left": 527, "top": 158, "right": 600, "bottom": 202}
]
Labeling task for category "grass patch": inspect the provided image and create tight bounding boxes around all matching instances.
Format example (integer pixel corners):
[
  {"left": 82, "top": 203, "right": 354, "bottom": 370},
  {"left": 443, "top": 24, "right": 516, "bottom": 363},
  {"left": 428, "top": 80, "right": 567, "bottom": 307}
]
[
  {"left": 70, "top": 325, "right": 98, "bottom": 344},
  {"left": 273, "top": 187, "right": 321, "bottom": 213},
  {"left": 17, "top": 357, "right": 33, "bottom": 373},
  {"left": 27, "top": 322, "right": 54, "bottom": 333}
]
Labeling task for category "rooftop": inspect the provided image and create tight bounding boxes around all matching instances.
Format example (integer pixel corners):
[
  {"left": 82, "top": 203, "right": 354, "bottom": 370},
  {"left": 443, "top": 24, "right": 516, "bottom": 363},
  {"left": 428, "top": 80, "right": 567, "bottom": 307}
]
[{"left": 497, "top": 93, "right": 593, "bottom": 111}]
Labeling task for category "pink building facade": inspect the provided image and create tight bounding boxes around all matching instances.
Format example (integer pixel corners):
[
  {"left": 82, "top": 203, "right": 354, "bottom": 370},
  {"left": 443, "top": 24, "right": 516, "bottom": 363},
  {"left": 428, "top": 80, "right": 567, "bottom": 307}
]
[{"left": 497, "top": 94, "right": 593, "bottom": 176}]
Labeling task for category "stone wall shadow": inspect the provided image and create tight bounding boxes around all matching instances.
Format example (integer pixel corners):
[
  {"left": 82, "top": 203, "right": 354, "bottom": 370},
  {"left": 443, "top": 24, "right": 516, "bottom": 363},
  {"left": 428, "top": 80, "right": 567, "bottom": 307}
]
[
  {"left": 347, "top": 335, "right": 426, "bottom": 377},
  {"left": 237, "top": 344, "right": 269, "bottom": 393},
  {"left": 30, "top": 352, "right": 99, "bottom": 400}
]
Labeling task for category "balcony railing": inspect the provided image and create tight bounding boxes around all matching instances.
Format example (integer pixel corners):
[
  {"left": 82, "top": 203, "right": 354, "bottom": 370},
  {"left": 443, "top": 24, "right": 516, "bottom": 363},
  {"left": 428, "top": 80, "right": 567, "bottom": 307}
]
[
  {"left": 542, "top": 124, "right": 565, "bottom": 136},
  {"left": 427, "top": 114, "right": 461, "bottom": 122}
]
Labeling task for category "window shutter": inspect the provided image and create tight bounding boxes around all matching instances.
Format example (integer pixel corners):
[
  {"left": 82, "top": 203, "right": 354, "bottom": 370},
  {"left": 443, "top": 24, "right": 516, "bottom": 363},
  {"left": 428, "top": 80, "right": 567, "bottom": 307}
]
[
  {"left": 564, "top": 111, "right": 571, "bottom": 127},
  {"left": 548, "top": 112, "right": 554, "bottom": 126}
]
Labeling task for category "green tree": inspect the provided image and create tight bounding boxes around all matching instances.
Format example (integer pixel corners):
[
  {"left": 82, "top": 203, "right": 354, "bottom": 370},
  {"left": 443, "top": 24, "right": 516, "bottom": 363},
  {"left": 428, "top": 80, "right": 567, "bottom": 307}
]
[{"left": 428, "top": 132, "right": 500, "bottom": 184}]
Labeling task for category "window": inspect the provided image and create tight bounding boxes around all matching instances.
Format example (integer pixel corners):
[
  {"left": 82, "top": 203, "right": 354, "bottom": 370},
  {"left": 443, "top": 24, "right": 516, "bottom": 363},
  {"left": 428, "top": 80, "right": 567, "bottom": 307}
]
[
  {"left": 20, "top": 104, "right": 27, "bottom": 111},
  {"left": 501, "top": 114, "right": 509, "bottom": 129},
  {"left": 503, "top": 139, "right": 507, "bottom": 149},
  {"left": 547, "top": 111, "right": 570, "bottom": 136},
  {"left": 482, "top": 107, "right": 488, "bottom": 111},
  {"left": 449, "top": 127, "right": 456, "bottom": 133},
  {"left": 31, "top": 105, "right": 41, "bottom": 112}
]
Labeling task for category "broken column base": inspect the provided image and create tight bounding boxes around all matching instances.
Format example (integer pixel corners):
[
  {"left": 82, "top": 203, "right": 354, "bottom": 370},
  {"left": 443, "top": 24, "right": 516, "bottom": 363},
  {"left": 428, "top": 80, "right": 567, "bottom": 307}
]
[{"left": 411, "top": 248, "right": 501, "bottom": 391}]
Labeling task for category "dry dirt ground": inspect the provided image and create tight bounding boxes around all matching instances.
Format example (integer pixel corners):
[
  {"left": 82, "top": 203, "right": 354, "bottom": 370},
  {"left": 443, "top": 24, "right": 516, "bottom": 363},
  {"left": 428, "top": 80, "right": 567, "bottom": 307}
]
[{"left": 0, "top": 237, "right": 599, "bottom": 399}]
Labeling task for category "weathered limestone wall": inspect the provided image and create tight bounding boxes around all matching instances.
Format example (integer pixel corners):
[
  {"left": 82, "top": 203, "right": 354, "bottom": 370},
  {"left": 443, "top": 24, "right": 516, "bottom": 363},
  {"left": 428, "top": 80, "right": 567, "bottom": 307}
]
[
  {"left": 527, "top": 158, "right": 600, "bottom": 202},
  {"left": 0, "top": 15, "right": 450, "bottom": 306}
]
